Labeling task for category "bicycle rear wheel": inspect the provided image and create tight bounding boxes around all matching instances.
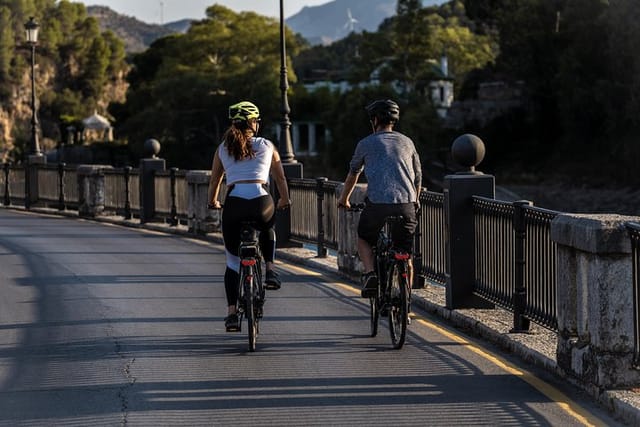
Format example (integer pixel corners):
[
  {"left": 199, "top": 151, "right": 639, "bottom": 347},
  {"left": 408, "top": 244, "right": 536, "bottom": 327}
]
[
  {"left": 388, "top": 262, "right": 408, "bottom": 349},
  {"left": 243, "top": 266, "right": 258, "bottom": 352}
]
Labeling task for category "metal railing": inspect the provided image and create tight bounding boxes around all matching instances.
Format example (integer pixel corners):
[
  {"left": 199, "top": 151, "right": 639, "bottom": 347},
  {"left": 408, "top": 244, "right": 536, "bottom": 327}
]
[
  {"left": 155, "top": 168, "right": 188, "bottom": 225},
  {"left": 417, "top": 190, "right": 446, "bottom": 285},
  {"left": 473, "top": 196, "right": 559, "bottom": 332},
  {"left": 289, "top": 177, "right": 341, "bottom": 255},
  {"left": 522, "top": 204, "right": 559, "bottom": 331},
  {"left": 627, "top": 222, "right": 640, "bottom": 367},
  {"left": 473, "top": 197, "right": 515, "bottom": 309},
  {"left": 104, "top": 168, "right": 138, "bottom": 218}
]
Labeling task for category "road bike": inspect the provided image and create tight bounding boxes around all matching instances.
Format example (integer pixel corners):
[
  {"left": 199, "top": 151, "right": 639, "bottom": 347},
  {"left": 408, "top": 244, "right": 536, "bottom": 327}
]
[
  {"left": 236, "top": 220, "right": 266, "bottom": 352},
  {"left": 368, "top": 215, "right": 412, "bottom": 349}
]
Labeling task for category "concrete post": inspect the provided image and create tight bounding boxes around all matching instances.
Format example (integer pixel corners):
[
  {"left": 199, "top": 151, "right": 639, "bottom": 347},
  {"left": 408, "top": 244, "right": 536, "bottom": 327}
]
[
  {"left": 444, "top": 134, "right": 495, "bottom": 309},
  {"left": 77, "top": 165, "right": 112, "bottom": 217},
  {"left": 444, "top": 174, "right": 496, "bottom": 309},
  {"left": 551, "top": 213, "right": 640, "bottom": 389},
  {"left": 186, "top": 170, "right": 219, "bottom": 234},
  {"left": 139, "top": 139, "right": 165, "bottom": 224}
]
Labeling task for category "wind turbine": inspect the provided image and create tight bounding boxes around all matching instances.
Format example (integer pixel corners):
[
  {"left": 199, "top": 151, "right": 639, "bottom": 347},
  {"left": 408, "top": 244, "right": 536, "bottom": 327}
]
[{"left": 343, "top": 8, "right": 359, "bottom": 33}]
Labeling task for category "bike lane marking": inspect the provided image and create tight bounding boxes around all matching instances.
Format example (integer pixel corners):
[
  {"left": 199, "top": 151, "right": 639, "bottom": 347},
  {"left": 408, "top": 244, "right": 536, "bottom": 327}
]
[{"left": 284, "top": 262, "right": 606, "bottom": 427}]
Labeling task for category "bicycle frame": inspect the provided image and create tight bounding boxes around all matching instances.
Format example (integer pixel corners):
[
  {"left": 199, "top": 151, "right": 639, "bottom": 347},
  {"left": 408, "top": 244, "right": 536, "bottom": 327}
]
[{"left": 237, "top": 223, "right": 264, "bottom": 352}]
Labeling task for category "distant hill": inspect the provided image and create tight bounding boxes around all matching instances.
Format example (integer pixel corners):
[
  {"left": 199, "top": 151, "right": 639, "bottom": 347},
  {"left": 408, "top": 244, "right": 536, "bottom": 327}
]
[
  {"left": 286, "top": 0, "right": 446, "bottom": 45},
  {"left": 87, "top": 1, "right": 447, "bottom": 53},
  {"left": 87, "top": 6, "right": 192, "bottom": 53}
]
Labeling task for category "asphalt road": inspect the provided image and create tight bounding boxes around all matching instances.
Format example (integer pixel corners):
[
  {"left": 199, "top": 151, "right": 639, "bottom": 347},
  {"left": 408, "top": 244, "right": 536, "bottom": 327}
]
[{"left": 0, "top": 209, "right": 625, "bottom": 426}]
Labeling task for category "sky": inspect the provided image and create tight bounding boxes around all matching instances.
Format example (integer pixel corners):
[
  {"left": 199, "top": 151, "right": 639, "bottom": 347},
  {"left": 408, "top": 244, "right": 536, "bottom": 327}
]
[{"left": 75, "top": 1, "right": 331, "bottom": 24}]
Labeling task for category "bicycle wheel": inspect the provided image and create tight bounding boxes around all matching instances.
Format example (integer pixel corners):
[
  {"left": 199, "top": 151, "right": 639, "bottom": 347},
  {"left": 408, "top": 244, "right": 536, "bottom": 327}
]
[
  {"left": 388, "top": 262, "right": 408, "bottom": 349},
  {"left": 243, "top": 266, "right": 258, "bottom": 352},
  {"left": 369, "top": 295, "right": 379, "bottom": 337}
]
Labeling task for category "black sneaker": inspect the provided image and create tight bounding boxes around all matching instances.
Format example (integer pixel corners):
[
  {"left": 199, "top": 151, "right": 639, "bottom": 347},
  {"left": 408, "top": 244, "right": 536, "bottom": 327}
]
[
  {"left": 360, "top": 272, "right": 378, "bottom": 298},
  {"left": 224, "top": 313, "right": 240, "bottom": 332},
  {"left": 265, "top": 270, "right": 281, "bottom": 290}
]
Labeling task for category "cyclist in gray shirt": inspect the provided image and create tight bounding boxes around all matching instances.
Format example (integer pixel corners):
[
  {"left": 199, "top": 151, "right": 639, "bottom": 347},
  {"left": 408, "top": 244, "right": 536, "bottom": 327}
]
[{"left": 338, "top": 99, "right": 422, "bottom": 297}]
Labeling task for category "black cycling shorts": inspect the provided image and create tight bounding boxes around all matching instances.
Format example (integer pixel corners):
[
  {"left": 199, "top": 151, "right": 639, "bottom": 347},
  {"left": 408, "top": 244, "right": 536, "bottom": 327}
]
[{"left": 357, "top": 201, "right": 417, "bottom": 252}]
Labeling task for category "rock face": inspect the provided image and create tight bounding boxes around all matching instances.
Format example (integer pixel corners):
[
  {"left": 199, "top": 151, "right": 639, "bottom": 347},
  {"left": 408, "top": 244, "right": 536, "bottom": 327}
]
[{"left": 0, "top": 63, "right": 128, "bottom": 163}]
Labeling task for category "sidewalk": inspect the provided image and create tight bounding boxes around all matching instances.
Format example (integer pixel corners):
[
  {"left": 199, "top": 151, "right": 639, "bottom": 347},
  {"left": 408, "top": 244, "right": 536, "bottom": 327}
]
[{"left": 16, "top": 207, "right": 640, "bottom": 425}]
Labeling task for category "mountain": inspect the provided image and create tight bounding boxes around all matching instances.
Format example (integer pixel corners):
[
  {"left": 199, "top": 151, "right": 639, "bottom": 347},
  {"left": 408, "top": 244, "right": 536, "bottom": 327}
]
[
  {"left": 286, "top": 0, "right": 446, "bottom": 45},
  {"left": 87, "top": 6, "right": 192, "bottom": 53}
]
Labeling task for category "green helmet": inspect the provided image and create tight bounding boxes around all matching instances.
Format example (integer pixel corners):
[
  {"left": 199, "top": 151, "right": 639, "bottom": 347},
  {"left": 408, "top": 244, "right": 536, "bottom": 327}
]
[{"left": 229, "top": 101, "right": 260, "bottom": 122}]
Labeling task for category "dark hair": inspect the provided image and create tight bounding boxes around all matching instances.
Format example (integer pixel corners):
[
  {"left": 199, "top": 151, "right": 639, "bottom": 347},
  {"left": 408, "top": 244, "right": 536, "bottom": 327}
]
[
  {"left": 365, "top": 99, "right": 400, "bottom": 124},
  {"left": 222, "top": 121, "right": 255, "bottom": 161}
]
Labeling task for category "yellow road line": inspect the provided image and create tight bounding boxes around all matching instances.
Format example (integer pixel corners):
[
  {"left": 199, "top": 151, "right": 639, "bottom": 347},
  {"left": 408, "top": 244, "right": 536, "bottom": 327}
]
[
  {"left": 288, "top": 262, "right": 606, "bottom": 427},
  {"left": 414, "top": 317, "right": 605, "bottom": 427}
]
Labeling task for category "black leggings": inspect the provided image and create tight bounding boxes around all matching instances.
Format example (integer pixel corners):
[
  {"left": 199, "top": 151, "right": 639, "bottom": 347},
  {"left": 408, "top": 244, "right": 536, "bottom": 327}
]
[{"left": 222, "top": 195, "right": 275, "bottom": 306}]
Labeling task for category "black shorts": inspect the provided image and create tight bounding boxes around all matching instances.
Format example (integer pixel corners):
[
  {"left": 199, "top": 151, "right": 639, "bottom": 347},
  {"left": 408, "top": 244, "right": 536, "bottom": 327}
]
[{"left": 357, "top": 201, "right": 417, "bottom": 252}]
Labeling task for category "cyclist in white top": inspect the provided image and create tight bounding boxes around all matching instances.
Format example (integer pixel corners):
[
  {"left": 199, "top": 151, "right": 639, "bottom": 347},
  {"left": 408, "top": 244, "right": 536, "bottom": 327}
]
[{"left": 208, "top": 101, "right": 290, "bottom": 332}]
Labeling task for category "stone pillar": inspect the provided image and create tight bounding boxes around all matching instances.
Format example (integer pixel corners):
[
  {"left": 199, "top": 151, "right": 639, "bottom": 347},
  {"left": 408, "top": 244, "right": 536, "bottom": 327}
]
[
  {"left": 77, "top": 165, "right": 112, "bottom": 217},
  {"left": 444, "top": 134, "right": 494, "bottom": 309},
  {"left": 551, "top": 214, "right": 640, "bottom": 389},
  {"left": 444, "top": 173, "right": 495, "bottom": 309},
  {"left": 139, "top": 139, "right": 165, "bottom": 223},
  {"left": 186, "top": 170, "right": 219, "bottom": 234}
]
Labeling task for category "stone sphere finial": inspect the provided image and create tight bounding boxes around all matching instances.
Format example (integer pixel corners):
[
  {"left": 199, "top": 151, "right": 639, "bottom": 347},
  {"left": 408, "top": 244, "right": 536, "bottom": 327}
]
[
  {"left": 451, "top": 134, "right": 486, "bottom": 174},
  {"left": 144, "top": 138, "right": 161, "bottom": 159}
]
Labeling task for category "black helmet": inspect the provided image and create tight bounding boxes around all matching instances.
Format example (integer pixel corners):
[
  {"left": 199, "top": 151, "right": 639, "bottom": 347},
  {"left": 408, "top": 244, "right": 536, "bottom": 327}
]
[{"left": 366, "top": 99, "right": 400, "bottom": 123}]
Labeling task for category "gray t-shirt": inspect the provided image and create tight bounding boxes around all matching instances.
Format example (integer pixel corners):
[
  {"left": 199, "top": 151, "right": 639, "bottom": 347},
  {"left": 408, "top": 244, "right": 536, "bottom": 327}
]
[{"left": 349, "top": 130, "right": 422, "bottom": 204}]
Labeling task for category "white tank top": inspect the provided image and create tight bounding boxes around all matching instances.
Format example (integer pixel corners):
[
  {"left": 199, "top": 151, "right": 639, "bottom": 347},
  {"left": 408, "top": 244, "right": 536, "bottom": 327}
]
[{"left": 217, "top": 137, "right": 274, "bottom": 185}]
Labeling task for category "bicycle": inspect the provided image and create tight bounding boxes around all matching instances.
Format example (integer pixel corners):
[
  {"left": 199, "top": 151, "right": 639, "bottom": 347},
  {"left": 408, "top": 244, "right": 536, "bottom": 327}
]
[
  {"left": 368, "top": 215, "right": 412, "bottom": 349},
  {"left": 236, "top": 220, "right": 266, "bottom": 352}
]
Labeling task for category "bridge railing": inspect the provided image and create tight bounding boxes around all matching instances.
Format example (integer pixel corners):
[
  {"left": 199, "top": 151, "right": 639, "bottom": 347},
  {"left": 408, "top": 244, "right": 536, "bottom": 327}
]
[
  {"left": 288, "top": 177, "right": 341, "bottom": 255},
  {"left": 0, "top": 162, "right": 634, "bottom": 339},
  {"left": 417, "top": 190, "right": 446, "bottom": 285},
  {"left": 472, "top": 196, "right": 559, "bottom": 332},
  {"left": 522, "top": 204, "right": 559, "bottom": 331},
  {"left": 627, "top": 222, "right": 640, "bottom": 367},
  {"left": 1, "top": 164, "right": 26, "bottom": 205}
]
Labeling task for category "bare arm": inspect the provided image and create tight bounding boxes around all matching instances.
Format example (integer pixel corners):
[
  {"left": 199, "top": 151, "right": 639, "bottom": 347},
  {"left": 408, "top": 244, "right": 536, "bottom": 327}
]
[
  {"left": 271, "top": 150, "right": 290, "bottom": 209},
  {"left": 207, "top": 149, "right": 224, "bottom": 208},
  {"left": 337, "top": 171, "right": 360, "bottom": 209}
]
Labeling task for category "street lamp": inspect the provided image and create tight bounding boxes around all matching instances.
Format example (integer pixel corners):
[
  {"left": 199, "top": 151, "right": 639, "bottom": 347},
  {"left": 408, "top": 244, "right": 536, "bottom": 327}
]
[
  {"left": 278, "top": 0, "right": 296, "bottom": 164},
  {"left": 23, "top": 16, "right": 43, "bottom": 210},
  {"left": 25, "top": 16, "right": 41, "bottom": 156},
  {"left": 275, "top": 1, "right": 302, "bottom": 247}
]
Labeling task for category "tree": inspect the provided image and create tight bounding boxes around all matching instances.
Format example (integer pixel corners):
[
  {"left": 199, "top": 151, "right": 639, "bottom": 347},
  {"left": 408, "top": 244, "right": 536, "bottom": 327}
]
[
  {"left": 0, "top": 0, "right": 127, "bottom": 159},
  {"left": 112, "top": 5, "right": 302, "bottom": 169}
]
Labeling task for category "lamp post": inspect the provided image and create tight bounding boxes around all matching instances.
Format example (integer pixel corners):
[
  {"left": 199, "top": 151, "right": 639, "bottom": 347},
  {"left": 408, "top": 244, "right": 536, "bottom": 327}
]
[
  {"left": 276, "top": 0, "right": 302, "bottom": 246},
  {"left": 23, "top": 17, "right": 44, "bottom": 209},
  {"left": 25, "top": 16, "right": 41, "bottom": 156},
  {"left": 278, "top": 0, "right": 296, "bottom": 164}
]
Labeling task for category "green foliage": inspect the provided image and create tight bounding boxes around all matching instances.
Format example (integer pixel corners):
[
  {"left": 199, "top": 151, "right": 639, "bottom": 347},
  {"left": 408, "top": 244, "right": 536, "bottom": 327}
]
[
  {"left": 466, "top": 0, "right": 640, "bottom": 182},
  {"left": 113, "top": 5, "right": 302, "bottom": 169},
  {"left": 0, "top": 0, "right": 127, "bottom": 158}
]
